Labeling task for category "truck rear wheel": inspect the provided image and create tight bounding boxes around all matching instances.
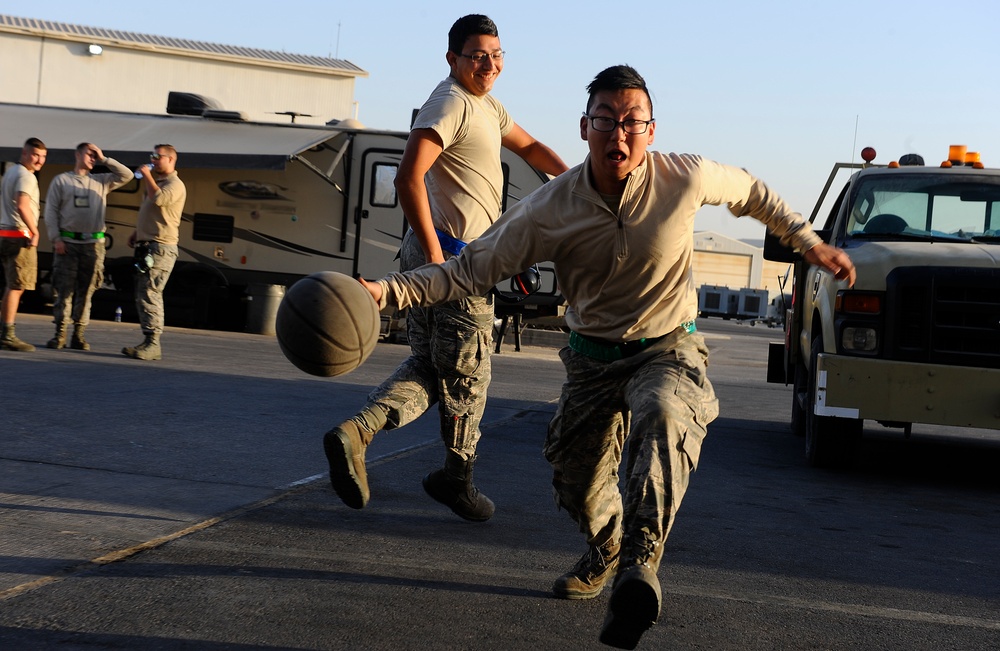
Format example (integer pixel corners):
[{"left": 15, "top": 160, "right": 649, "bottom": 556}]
[{"left": 805, "top": 337, "right": 862, "bottom": 468}]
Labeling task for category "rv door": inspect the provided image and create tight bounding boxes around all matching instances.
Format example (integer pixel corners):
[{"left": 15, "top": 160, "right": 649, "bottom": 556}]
[{"left": 351, "top": 140, "right": 408, "bottom": 279}]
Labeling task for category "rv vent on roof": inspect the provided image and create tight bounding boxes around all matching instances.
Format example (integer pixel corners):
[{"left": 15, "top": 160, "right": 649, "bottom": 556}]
[
  {"left": 167, "top": 91, "right": 222, "bottom": 116},
  {"left": 202, "top": 109, "right": 248, "bottom": 122}
]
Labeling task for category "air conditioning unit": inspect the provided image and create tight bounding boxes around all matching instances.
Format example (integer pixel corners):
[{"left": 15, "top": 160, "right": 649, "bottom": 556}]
[
  {"left": 737, "top": 288, "right": 769, "bottom": 320},
  {"left": 166, "top": 91, "right": 222, "bottom": 116},
  {"left": 698, "top": 285, "right": 736, "bottom": 318}
]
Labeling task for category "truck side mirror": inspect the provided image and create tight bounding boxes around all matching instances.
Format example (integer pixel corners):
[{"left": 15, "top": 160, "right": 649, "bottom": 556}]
[{"left": 763, "top": 229, "right": 832, "bottom": 263}]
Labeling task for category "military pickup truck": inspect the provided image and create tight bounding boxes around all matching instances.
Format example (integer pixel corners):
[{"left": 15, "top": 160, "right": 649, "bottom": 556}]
[{"left": 764, "top": 145, "right": 1000, "bottom": 468}]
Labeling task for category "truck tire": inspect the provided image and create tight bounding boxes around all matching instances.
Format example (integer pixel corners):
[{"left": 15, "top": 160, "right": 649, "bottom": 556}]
[{"left": 805, "top": 337, "right": 862, "bottom": 468}]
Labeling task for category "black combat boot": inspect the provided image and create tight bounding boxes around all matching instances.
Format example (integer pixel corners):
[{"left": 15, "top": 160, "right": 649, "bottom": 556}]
[
  {"left": 599, "top": 531, "right": 664, "bottom": 650},
  {"left": 422, "top": 452, "right": 495, "bottom": 522}
]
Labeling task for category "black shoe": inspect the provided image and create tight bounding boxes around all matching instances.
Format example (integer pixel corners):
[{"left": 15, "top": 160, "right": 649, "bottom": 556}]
[
  {"left": 422, "top": 453, "right": 494, "bottom": 522},
  {"left": 599, "top": 565, "right": 661, "bottom": 650}
]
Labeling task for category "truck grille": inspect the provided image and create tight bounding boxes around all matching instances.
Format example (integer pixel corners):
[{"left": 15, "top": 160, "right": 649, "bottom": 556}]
[{"left": 885, "top": 266, "right": 1000, "bottom": 369}]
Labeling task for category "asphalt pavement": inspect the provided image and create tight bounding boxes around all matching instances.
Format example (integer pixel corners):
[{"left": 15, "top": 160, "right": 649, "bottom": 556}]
[{"left": 2, "top": 314, "right": 998, "bottom": 651}]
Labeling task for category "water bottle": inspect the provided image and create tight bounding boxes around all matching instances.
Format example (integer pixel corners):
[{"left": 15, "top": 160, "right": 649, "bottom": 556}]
[{"left": 114, "top": 306, "right": 122, "bottom": 322}]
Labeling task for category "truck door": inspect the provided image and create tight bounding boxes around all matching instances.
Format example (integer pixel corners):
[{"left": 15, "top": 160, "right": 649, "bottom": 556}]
[{"left": 351, "top": 138, "right": 407, "bottom": 279}]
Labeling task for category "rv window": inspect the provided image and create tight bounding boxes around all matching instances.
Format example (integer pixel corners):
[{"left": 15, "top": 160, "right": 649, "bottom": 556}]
[
  {"left": 192, "top": 213, "right": 235, "bottom": 243},
  {"left": 112, "top": 178, "right": 143, "bottom": 194},
  {"left": 371, "top": 163, "right": 398, "bottom": 208}
]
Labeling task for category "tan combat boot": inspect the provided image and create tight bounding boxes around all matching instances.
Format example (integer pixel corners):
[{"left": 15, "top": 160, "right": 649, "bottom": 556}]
[
  {"left": 323, "top": 419, "right": 375, "bottom": 509},
  {"left": 70, "top": 325, "right": 90, "bottom": 351},
  {"left": 553, "top": 540, "right": 621, "bottom": 600},
  {"left": 46, "top": 323, "right": 67, "bottom": 349},
  {"left": 1, "top": 324, "right": 36, "bottom": 352},
  {"left": 122, "top": 332, "right": 161, "bottom": 360}
]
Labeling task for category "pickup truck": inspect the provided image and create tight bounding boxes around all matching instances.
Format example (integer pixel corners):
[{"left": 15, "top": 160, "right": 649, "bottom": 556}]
[{"left": 764, "top": 146, "right": 1000, "bottom": 467}]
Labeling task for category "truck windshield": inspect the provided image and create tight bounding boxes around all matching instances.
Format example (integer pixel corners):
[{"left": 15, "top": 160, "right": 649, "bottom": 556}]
[{"left": 846, "top": 174, "right": 1000, "bottom": 242}]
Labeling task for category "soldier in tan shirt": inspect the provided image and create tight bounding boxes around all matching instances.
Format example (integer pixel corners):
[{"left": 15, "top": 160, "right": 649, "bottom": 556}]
[
  {"left": 121, "top": 144, "right": 186, "bottom": 361},
  {"left": 1, "top": 137, "right": 46, "bottom": 352},
  {"left": 322, "top": 14, "right": 567, "bottom": 522}
]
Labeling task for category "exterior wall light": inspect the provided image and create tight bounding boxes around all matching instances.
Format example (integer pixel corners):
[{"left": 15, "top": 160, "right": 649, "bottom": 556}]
[{"left": 87, "top": 44, "right": 103, "bottom": 56}]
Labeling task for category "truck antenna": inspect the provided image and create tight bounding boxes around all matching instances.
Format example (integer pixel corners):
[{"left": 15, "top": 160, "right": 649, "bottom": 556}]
[{"left": 851, "top": 114, "right": 859, "bottom": 165}]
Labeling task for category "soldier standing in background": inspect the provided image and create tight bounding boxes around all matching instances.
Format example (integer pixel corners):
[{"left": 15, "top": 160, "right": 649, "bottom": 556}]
[
  {"left": 44, "top": 142, "right": 131, "bottom": 350},
  {"left": 1, "top": 137, "right": 47, "bottom": 352}
]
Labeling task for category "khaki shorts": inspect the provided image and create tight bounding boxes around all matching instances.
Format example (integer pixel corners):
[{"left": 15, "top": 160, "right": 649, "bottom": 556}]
[{"left": 0, "top": 238, "right": 38, "bottom": 290}]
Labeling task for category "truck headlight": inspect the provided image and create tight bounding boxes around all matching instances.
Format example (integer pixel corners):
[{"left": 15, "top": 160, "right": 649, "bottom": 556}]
[{"left": 842, "top": 327, "right": 878, "bottom": 351}]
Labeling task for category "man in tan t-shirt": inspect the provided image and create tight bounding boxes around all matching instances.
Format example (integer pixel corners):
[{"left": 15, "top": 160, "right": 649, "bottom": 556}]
[
  {"left": 1, "top": 137, "right": 47, "bottom": 352},
  {"left": 121, "top": 144, "right": 186, "bottom": 361},
  {"left": 322, "top": 14, "right": 567, "bottom": 521}
]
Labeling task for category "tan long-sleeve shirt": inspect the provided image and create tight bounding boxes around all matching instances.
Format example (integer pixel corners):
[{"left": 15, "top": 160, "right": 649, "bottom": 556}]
[{"left": 379, "top": 152, "right": 821, "bottom": 342}]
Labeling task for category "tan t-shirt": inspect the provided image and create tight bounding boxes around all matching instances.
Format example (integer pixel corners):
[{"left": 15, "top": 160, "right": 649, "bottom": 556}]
[
  {"left": 412, "top": 77, "right": 513, "bottom": 242},
  {"left": 135, "top": 171, "right": 187, "bottom": 245},
  {"left": 1, "top": 164, "right": 40, "bottom": 232}
]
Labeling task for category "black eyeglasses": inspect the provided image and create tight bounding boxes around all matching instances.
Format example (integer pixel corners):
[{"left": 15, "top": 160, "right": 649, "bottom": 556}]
[
  {"left": 458, "top": 50, "right": 505, "bottom": 64},
  {"left": 583, "top": 114, "right": 655, "bottom": 135}
]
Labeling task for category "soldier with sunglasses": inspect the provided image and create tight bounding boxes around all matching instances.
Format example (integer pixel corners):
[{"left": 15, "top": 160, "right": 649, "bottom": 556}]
[{"left": 122, "top": 144, "right": 186, "bottom": 361}]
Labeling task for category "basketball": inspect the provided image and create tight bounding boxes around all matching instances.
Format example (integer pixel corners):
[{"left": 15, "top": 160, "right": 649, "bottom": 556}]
[{"left": 276, "top": 271, "right": 381, "bottom": 377}]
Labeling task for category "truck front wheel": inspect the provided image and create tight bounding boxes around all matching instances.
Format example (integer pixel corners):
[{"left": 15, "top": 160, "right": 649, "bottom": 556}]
[{"left": 805, "top": 337, "right": 862, "bottom": 468}]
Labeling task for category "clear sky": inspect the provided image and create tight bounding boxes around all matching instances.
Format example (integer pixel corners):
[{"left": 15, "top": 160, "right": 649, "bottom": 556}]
[{"left": 6, "top": 0, "right": 1000, "bottom": 240}]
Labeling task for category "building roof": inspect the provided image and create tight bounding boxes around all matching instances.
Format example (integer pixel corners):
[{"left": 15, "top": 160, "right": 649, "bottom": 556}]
[
  {"left": 0, "top": 102, "right": 348, "bottom": 170},
  {"left": 0, "top": 13, "right": 368, "bottom": 77},
  {"left": 694, "top": 230, "right": 762, "bottom": 253}
]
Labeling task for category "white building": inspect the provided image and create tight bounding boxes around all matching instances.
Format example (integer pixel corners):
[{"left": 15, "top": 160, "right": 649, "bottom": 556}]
[
  {"left": 693, "top": 231, "right": 791, "bottom": 294},
  {"left": 0, "top": 14, "right": 367, "bottom": 125}
]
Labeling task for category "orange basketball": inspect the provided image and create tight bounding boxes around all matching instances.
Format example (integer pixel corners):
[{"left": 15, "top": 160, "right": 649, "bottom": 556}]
[{"left": 276, "top": 272, "right": 380, "bottom": 377}]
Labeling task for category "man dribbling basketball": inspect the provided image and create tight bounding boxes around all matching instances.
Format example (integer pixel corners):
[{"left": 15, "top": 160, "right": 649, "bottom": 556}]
[
  {"left": 357, "top": 64, "right": 855, "bottom": 650},
  {"left": 322, "top": 14, "right": 567, "bottom": 521}
]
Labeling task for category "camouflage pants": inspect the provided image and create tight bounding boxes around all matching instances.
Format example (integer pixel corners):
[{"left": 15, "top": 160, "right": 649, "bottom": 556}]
[
  {"left": 544, "top": 329, "right": 719, "bottom": 557},
  {"left": 133, "top": 242, "right": 177, "bottom": 335},
  {"left": 52, "top": 242, "right": 104, "bottom": 327},
  {"left": 367, "top": 230, "right": 494, "bottom": 457}
]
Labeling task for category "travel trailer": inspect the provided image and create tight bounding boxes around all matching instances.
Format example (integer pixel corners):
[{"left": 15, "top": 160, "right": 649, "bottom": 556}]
[{"left": 0, "top": 101, "right": 560, "bottom": 333}]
